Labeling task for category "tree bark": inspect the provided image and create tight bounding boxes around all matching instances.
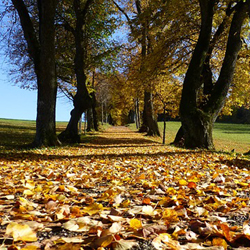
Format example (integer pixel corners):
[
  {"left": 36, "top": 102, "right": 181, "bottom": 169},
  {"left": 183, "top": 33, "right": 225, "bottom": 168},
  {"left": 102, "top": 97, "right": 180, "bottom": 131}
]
[
  {"left": 136, "top": 0, "right": 159, "bottom": 136},
  {"left": 58, "top": 0, "right": 93, "bottom": 143},
  {"left": 140, "top": 91, "right": 160, "bottom": 136},
  {"left": 86, "top": 108, "right": 94, "bottom": 132},
  {"left": 135, "top": 98, "right": 140, "bottom": 129},
  {"left": 12, "top": 0, "right": 59, "bottom": 147},
  {"left": 177, "top": 0, "right": 248, "bottom": 149}
]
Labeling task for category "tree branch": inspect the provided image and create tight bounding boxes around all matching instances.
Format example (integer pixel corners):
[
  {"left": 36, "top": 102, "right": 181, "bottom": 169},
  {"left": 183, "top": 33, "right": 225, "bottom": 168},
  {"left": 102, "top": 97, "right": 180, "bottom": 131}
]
[{"left": 11, "top": 0, "right": 40, "bottom": 66}]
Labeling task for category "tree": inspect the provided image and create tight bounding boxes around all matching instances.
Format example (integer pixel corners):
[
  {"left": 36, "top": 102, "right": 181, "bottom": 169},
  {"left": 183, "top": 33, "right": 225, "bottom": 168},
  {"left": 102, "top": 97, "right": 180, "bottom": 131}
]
[
  {"left": 174, "top": 0, "right": 249, "bottom": 149},
  {"left": 11, "top": 0, "right": 59, "bottom": 147},
  {"left": 57, "top": 0, "right": 119, "bottom": 143},
  {"left": 57, "top": 0, "right": 93, "bottom": 143},
  {"left": 114, "top": 0, "right": 160, "bottom": 136}
]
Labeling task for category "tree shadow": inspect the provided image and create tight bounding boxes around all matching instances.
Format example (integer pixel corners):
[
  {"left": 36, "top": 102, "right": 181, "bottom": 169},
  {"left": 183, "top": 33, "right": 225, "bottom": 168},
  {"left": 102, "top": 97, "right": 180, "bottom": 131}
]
[
  {"left": 217, "top": 158, "right": 250, "bottom": 169},
  {"left": 0, "top": 149, "right": 206, "bottom": 162},
  {"left": 82, "top": 134, "right": 160, "bottom": 147}
]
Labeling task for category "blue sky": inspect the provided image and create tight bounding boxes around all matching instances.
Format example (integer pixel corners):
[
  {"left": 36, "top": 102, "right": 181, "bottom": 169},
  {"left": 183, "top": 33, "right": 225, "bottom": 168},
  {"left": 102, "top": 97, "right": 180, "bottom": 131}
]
[
  {"left": 0, "top": 58, "right": 73, "bottom": 121},
  {"left": 0, "top": 5, "right": 73, "bottom": 122}
]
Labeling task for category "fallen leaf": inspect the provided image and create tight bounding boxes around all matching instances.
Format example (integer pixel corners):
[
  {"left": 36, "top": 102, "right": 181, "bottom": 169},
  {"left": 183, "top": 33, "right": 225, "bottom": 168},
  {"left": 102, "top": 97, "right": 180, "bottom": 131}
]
[{"left": 6, "top": 222, "right": 37, "bottom": 242}]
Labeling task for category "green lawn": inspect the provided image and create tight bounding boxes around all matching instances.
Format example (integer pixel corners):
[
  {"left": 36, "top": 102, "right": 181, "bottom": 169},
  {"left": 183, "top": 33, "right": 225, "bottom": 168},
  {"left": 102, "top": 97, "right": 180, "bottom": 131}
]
[
  {"left": 130, "top": 121, "right": 250, "bottom": 153},
  {"left": 0, "top": 119, "right": 67, "bottom": 149},
  {"left": 0, "top": 119, "right": 108, "bottom": 150},
  {"left": 0, "top": 118, "right": 249, "bottom": 153}
]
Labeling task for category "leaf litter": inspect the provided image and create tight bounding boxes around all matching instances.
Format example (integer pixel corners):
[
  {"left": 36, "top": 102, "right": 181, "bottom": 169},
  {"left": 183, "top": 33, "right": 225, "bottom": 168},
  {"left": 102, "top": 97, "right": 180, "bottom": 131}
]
[{"left": 0, "top": 126, "right": 250, "bottom": 249}]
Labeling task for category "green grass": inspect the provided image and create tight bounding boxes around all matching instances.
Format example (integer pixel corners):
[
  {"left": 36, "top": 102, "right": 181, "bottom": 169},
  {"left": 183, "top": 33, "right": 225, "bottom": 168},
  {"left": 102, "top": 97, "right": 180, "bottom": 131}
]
[
  {"left": 0, "top": 118, "right": 249, "bottom": 153},
  {"left": 0, "top": 118, "right": 111, "bottom": 150},
  {"left": 129, "top": 121, "right": 250, "bottom": 153}
]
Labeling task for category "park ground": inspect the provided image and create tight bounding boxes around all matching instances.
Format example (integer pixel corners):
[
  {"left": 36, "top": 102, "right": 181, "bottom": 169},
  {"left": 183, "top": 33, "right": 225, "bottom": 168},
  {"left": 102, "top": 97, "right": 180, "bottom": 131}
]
[{"left": 0, "top": 121, "right": 250, "bottom": 249}]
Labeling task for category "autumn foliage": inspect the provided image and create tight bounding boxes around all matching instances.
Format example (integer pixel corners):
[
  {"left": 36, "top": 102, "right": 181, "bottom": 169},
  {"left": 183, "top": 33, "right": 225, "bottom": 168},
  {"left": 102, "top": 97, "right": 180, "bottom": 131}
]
[{"left": 0, "top": 126, "right": 250, "bottom": 249}]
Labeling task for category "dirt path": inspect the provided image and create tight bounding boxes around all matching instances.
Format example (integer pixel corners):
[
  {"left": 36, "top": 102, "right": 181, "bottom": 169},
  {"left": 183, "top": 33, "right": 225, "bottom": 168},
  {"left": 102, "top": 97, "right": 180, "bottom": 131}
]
[
  {"left": 79, "top": 125, "right": 172, "bottom": 159},
  {"left": 89, "top": 126, "right": 160, "bottom": 146}
]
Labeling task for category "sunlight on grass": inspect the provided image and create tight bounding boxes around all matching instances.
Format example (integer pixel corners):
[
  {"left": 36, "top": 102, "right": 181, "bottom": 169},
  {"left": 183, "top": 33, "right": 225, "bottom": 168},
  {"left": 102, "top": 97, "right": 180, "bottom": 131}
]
[
  {"left": 1, "top": 118, "right": 249, "bottom": 153},
  {"left": 129, "top": 121, "right": 250, "bottom": 153}
]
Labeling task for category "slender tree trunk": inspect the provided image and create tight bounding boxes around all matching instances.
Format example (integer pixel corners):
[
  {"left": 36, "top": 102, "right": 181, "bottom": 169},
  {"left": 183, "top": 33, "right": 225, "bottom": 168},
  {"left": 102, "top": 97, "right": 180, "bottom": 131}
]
[
  {"left": 101, "top": 102, "right": 104, "bottom": 125},
  {"left": 163, "top": 104, "right": 166, "bottom": 144},
  {"left": 135, "top": 98, "right": 140, "bottom": 129},
  {"left": 78, "top": 114, "right": 82, "bottom": 134},
  {"left": 58, "top": 0, "right": 92, "bottom": 143},
  {"left": 135, "top": 0, "right": 160, "bottom": 136},
  {"left": 86, "top": 108, "right": 94, "bottom": 131},
  {"left": 92, "top": 94, "right": 98, "bottom": 131}
]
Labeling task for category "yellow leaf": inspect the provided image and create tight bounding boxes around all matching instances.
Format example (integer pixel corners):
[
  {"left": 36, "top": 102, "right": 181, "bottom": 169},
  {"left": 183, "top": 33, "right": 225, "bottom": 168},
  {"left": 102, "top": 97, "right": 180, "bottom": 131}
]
[
  {"left": 212, "top": 238, "right": 227, "bottom": 250},
  {"left": 6, "top": 222, "right": 37, "bottom": 242},
  {"left": 56, "top": 243, "right": 82, "bottom": 250},
  {"left": 162, "top": 209, "right": 179, "bottom": 222},
  {"left": 21, "top": 246, "right": 38, "bottom": 250},
  {"left": 120, "top": 199, "right": 130, "bottom": 208},
  {"left": 152, "top": 233, "right": 180, "bottom": 250},
  {"left": 129, "top": 218, "right": 142, "bottom": 230},
  {"left": 91, "top": 235, "right": 113, "bottom": 248},
  {"left": 179, "top": 179, "right": 188, "bottom": 186},
  {"left": 23, "top": 190, "right": 34, "bottom": 196},
  {"left": 83, "top": 203, "right": 103, "bottom": 215},
  {"left": 112, "top": 239, "right": 139, "bottom": 250}
]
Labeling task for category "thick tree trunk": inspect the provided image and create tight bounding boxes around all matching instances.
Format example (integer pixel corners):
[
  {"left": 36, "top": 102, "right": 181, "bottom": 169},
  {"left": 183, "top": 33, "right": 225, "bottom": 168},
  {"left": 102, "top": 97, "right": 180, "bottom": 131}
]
[
  {"left": 140, "top": 91, "right": 160, "bottom": 136},
  {"left": 33, "top": 0, "right": 58, "bottom": 147},
  {"left": 12, "top": 0, "right": 58, "bottom": 147},
  {"left": 179, "top": 0, "right": 215, "bottom": 149},
  {"left": 177, "top": 0, "right": 248, "bottom": 149}
]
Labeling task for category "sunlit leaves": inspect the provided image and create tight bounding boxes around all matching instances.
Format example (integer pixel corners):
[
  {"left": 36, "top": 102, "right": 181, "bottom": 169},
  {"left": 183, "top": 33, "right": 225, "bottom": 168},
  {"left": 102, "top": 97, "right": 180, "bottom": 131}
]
[
  {"left": 1, "top": 126, "right": 250, "bottom": 249},
  {"left": 6, "top": 222, "right": 37, "bottom": 242}
]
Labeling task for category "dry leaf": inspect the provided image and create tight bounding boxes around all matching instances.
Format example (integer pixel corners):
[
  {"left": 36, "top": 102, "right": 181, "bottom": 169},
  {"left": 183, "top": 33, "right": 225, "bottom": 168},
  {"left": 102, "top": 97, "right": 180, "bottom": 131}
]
[{"left": 6, "top": 222, "right": 37, "bottom": 242}]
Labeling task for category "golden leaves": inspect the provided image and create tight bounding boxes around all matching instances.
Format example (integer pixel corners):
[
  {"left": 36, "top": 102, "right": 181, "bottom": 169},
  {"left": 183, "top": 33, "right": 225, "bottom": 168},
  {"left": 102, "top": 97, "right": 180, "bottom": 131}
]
[
  {"left": 1, "top": 126, "right": 250, "bottom": 249},
  {"left": 129, "top": 219, "right": 142, "bottom": 230},
  {"left": 6, "top": 222, "right": 37, "bottom": 242}
]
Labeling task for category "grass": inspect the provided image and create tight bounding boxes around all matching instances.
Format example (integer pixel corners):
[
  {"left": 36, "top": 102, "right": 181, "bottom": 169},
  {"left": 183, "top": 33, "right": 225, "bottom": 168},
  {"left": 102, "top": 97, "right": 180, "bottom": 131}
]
[
  {"left": 129, "top": 121, "right": 250, "bottom": 153},
  {"left": 0, "top": 118, "right": 249, "bottom": 153},
  {"left": 0, "top": 118, "right": 110, "bottom": 150}
]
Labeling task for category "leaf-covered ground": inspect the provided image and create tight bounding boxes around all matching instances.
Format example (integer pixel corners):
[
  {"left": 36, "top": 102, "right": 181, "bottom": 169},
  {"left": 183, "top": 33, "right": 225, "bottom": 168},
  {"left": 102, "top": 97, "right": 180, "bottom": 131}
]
[{"left": 1, "top": 126, "right": 250, "bottom": 250}]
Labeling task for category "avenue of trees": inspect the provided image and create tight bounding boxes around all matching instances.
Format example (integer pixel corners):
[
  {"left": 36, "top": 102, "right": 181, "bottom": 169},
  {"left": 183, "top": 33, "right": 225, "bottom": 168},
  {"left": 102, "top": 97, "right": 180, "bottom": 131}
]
[{"left": 1, "top": 0, "right": 250, "bottom": 149}]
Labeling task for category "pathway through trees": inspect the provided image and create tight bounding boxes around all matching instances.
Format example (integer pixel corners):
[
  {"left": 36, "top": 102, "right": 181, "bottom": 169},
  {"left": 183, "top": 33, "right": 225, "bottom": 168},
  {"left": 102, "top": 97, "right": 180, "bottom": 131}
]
[{"left": 1, "top": 126, "right": 250, "bottom": 249}]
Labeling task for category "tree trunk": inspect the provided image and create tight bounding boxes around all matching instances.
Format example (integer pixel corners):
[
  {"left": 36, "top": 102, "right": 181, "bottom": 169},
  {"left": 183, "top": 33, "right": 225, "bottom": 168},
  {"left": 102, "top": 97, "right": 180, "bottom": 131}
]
[
  {"left": 33, "top": 0, "right": 58, "bottom": 147},
  {"left": 58, "top": 0, "right": 92, "bottom": 143},
  {"left": 135, "top": 0, "right": 160, "bottom": 136},
  {"left": 135, "top": 98, "right": 140, "bottom": 129},
  {"left": 177, "top": 0, "right": 248, "bottom": 149},
  {"left": 140, "top": 91, "right": 160, "bottom": 136},
  {"left": 163, "top": 104, "right": 166, "bottom": 144},
  {"left": 86, "top": 108, "right": 94, "bottom": 132},
  {"left": 12, "top": 0, "right": 58, "bottom": 147}
]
